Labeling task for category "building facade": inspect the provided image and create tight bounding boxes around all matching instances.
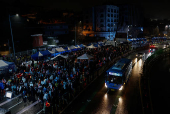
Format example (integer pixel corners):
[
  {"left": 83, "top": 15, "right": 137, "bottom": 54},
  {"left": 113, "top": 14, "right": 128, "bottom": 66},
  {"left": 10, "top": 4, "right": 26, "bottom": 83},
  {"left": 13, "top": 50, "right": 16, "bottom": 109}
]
[
  {"left": 43, "top": 24, "right": 69, "bottom": 45},
  {"left": 44, "top": 24, "right": 69, "bottom": 37},
  {"left": 31, "top": 34, "right": 43, "bottom": 47},
  {"left": 83, "top": 5, "right": 119, "bottom": 40}
]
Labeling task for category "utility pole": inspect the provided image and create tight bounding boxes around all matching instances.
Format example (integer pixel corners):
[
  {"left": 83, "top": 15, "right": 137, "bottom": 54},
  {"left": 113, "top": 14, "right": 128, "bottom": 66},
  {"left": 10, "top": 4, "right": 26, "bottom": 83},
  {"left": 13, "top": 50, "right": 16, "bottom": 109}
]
[{"left": 9, "top": 14, "right": 16, "bottom": 58}]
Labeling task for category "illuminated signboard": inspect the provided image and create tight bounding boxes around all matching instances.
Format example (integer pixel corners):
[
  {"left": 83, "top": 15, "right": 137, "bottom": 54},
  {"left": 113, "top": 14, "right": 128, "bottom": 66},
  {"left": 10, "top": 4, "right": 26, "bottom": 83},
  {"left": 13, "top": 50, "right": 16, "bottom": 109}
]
[{"left": 109, "top": 72, "right": 122, "bottom": 76}]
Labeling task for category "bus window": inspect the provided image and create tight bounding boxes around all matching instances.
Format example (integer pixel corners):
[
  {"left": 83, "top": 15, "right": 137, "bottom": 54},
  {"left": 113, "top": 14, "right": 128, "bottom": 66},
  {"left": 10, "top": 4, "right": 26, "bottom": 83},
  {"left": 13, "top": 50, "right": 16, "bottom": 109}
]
[{"left": 107, "top": 75, "right": 122, "bottom": 84}]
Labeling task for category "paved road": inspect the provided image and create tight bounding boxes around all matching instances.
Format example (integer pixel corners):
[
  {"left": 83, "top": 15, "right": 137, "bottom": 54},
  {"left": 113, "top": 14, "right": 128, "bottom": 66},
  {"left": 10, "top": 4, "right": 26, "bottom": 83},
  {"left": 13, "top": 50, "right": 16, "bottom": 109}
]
[
  {"left": 60, "top": 49, "right": 152, "bottom": 114},
  {"left": 0, "top": 47, "right": 162, "bottom": 114},
  {"left": 0, "top": 94, "right": 42, "bottom": 114}
]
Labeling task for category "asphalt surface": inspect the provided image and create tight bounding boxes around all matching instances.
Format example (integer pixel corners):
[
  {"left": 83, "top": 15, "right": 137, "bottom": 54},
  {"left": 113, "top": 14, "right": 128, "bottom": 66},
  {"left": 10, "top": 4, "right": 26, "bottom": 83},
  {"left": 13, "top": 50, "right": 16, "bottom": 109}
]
[
  {"left": 0, "top": 46, "right": 165, "bottom": 114},
  {"left": 60, "top": 49, "right": 152, "bottom": 114},
  {"left": 0, "top": 94, "right": 42, "bottom": 114}
]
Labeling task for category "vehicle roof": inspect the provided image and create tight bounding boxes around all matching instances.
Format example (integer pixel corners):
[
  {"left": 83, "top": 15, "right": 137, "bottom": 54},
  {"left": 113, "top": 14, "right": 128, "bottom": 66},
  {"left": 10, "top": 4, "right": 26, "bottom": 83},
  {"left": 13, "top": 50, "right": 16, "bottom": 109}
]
[{"left": 106, "top": 58, "right": 132, "bottom": 74}]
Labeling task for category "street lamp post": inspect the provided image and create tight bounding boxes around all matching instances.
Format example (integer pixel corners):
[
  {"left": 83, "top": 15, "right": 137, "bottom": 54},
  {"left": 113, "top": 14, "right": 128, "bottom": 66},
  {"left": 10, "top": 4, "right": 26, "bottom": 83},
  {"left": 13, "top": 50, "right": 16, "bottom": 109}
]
[
  {"left": 75, "top": 23, "right": 76, "bottom": 46},
  {"left": 9, "top": 14, "right": 18, "bottom": 58},
  {"left": 127, "top": 26, "right": 129, "bottom": 39}
]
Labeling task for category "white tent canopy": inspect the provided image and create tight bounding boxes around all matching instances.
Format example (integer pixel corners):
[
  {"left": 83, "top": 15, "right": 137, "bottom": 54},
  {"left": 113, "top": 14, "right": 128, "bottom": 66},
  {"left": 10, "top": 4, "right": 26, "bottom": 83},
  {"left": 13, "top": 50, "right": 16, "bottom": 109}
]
[
  {"left": 52, "top": 47, "right": 65, "bottom": 52},
  {"left": 51, "top": 54, "right": 68, "bottom": 60},
  {"left": 0, "top": 60, "right": 9, "bottom": 68},
  {"left": 0, "top": 60, "right": 14, "bottom": 69},
  {"left": 77, "top": 53, "right": 93, "bottom": 60},
  {"left": 79, "top": 44, "right": 86, "bottom": 48},
  {"left": 65, "top": 47, "right": 71, "bottom": 50},
  {"left": 69, "top": 45, "right": 77, "bottom": 50},
  {"left": 38, "top": 52, "right": 43, "bottom": 56},
  {"left": 86, "top": 45, "right": 97, "bottom": 49},
  {"left": 75, "top": 45, "right": 81, "bottom": 48},
  {"left": 48, "top": 50, "right": 55, "bottom": 54}
]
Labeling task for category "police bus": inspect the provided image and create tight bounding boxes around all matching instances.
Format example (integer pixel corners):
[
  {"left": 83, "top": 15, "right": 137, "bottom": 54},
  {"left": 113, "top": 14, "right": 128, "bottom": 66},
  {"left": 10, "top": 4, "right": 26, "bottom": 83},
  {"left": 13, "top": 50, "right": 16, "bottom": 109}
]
[{"left": 105, "top": 58, "right": 132, "bottom": 91}]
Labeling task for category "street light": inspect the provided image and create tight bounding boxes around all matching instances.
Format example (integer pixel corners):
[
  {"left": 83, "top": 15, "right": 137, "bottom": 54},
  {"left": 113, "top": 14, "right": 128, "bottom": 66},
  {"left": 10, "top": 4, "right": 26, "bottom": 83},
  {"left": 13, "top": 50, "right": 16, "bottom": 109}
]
[
  {"left": 9, "top": 14, "right": 19, "bottom": 58},
  {"left": 127, "top": 26, "right": 129, "bottom": 39}
]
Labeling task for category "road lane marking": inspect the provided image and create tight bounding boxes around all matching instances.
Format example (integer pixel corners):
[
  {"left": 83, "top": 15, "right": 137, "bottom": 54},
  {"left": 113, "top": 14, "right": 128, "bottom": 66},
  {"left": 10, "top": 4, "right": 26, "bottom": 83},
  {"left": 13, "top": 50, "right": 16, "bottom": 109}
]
[
  {"left": 8, "top": 101, "right": 22, "bottom": 110},
  {"left": 0, "top": 94, "right": 21, "bottom": 107},
  {"left": 37, "top": 109, "right": 43, "bottom": 114},
  {"left": 16, "top": 100, "right": 39, "bottom": 114}
]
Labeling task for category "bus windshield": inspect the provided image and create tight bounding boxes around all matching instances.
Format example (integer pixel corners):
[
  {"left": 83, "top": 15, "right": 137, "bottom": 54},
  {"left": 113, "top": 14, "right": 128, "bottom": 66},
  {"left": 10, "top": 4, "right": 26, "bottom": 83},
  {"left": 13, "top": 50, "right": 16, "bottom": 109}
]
[{"left": 106, "top": 75, "right": 122, "bottom": 84}]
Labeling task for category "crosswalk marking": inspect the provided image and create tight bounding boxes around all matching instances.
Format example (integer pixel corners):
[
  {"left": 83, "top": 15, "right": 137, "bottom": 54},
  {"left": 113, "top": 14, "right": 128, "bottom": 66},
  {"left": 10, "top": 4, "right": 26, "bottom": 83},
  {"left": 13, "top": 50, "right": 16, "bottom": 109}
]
[
  {"left": 0, "top": 94, "right": 21, "bottom": 107},
  {"left": 16, "top": 100, "right": 39, "bottom": 114},
  {"left": 8, "top": 101, "right": 22, "bottom": 110}
]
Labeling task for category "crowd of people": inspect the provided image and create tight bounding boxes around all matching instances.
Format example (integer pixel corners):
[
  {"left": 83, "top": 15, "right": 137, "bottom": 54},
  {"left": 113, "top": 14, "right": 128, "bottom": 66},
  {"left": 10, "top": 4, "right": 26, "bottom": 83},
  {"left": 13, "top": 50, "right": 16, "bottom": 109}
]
[{"left": 0, "top": 44, "right": 130, "bottom": 113}]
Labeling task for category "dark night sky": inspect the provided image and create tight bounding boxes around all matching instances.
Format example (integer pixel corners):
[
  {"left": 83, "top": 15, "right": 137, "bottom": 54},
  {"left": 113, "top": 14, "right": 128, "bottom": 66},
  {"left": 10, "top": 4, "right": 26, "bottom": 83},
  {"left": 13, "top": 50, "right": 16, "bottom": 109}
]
[{"left": 2, "top": 0, "right": 170, "bottom": 19}]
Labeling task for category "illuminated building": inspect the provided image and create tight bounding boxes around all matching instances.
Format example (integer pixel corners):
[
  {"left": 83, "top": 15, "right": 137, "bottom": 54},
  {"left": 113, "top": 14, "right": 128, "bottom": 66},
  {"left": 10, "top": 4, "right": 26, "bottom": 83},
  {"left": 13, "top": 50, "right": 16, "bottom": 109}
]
[{"left": 83, "top": 5, "right": 119, "bottom": 40}]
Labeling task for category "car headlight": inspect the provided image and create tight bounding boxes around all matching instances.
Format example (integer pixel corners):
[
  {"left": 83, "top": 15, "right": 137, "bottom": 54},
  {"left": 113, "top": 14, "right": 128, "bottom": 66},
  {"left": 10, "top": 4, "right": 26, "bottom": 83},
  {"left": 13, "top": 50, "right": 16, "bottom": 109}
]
[
  {"left": 105, "top": 83, "right": 107, "bottom": 88},
  {"left": 119, "top": 86, "right": 123, "bottom": 90}
]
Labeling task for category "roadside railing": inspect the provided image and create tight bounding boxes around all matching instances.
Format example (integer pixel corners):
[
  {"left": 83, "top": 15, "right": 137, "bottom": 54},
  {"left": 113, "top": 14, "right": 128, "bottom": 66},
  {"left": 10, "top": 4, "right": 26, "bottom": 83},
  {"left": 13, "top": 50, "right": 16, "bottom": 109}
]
[{"left": 141, "top": 46, "right": 170, "bottom": 114}]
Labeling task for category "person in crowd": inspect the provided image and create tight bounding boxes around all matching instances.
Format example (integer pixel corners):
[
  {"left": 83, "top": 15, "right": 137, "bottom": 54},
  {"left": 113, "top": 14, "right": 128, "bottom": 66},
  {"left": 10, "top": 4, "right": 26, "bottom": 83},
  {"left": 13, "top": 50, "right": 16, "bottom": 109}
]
[{"left": 0, "top": 43, "right": 132, "bottom": 113}]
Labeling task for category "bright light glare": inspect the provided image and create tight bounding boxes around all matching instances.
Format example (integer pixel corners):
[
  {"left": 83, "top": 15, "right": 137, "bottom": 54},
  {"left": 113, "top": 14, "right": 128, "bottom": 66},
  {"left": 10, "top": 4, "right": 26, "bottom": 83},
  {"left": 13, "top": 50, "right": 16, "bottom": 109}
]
[
  {"left": 119, "top": 97, "right": 122, "bottom": 102},
  {"left": 105, "top": 94, "right": 107, "bottom": 99},
  {"left": 119, "top": 86, "right": 123, "bottom": 90},
  {"left": 148, "top": 53, "right": 151, "bottom": 57},
  {"left": 105, "top": 83, "right": 107, "bottom": 88},
  {"left": 16, "top": 14, "right": 19, "bottom": 16},
  {"left": 6, "top": 92, "right": 12, "bottom": 98},
  {"left": 139, "top": 59, "right": 142, "bottom": 66}
]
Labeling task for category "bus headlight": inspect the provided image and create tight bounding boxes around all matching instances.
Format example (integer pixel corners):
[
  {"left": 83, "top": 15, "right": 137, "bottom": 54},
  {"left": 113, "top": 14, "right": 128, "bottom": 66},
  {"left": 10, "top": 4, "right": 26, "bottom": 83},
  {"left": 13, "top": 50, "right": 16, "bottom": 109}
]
[
  {"left": 105, "top": 83, "right": 107, "bottom": 88},
  {"left": 119, "top": 86, "right": 123, "bottom": 90}
]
